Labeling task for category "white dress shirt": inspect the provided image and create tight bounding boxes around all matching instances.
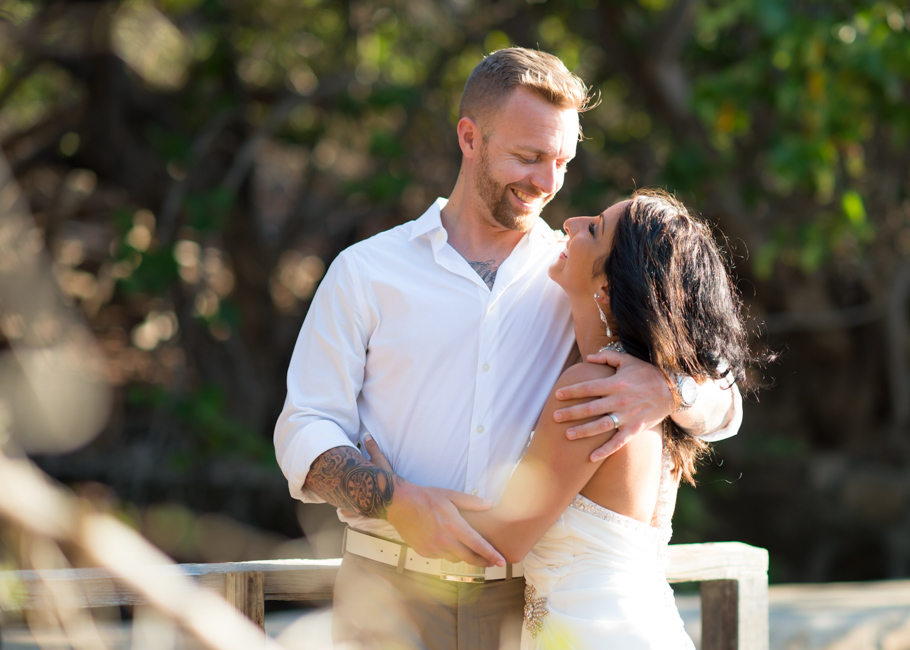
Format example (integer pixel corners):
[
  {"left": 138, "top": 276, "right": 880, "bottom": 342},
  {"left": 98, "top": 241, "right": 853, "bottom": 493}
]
[{"left": 274, "top": 198, "right": 741, "bottom": 541}]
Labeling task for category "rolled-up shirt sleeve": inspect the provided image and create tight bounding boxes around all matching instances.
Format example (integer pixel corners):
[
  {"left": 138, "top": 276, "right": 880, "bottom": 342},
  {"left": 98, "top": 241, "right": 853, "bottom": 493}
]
[
  {"left": 698, "top": 381, "right": 743, "bottom": 443},
  {"left": 274, "top": 250, "right": 371, "bottom": 503}
]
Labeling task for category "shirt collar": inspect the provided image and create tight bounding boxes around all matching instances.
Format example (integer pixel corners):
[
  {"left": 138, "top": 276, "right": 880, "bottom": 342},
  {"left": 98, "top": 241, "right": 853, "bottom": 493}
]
[{"left": 408, "top": 197, "right": 449, "bottom": 242}]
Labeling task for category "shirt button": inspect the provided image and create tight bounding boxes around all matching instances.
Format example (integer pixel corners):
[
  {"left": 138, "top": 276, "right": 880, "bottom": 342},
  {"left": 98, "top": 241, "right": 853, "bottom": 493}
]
[
  {"left": 470, "top": 489, "right": 479, "bottom": 496},
  {"left": 482, "top": 364, "right": 490, "bottom": 372},
  {"left": 476, "top": 426, "right": 485, "bottom": 434}
]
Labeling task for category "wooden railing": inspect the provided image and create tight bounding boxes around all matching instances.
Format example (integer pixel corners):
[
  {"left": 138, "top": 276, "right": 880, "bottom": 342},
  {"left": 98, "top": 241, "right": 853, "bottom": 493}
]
[{"left": 3, "top": 541, "right": 767, "bottom": 649}]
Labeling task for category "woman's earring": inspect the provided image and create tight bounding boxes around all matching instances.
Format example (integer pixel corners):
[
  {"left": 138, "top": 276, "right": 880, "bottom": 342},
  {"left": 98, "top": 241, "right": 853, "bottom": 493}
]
[{"left": 593, "top": 293, "right": 612, "bottom": 338}]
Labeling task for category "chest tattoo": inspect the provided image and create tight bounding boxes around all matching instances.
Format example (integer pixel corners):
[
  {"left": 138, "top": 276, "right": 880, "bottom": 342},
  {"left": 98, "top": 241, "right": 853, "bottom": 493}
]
[{"left": 469, "top": 259, "right": 499, "bottom": 289}]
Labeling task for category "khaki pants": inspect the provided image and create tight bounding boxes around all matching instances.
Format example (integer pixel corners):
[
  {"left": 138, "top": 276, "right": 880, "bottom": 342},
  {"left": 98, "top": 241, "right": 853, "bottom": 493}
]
[{"left": 332, "top": 551, "right": 525, "bottom": 650}]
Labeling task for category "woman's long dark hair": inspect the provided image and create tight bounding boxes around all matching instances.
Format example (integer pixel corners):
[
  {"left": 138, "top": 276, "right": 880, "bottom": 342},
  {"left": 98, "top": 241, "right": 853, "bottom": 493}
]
[{"left": 601, "top": 188, "right": 755, "bottom": 485}]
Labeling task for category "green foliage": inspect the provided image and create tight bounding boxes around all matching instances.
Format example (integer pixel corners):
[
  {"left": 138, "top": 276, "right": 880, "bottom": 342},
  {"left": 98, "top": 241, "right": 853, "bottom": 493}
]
[
  {"left": 368, "top": 85, "right": 420, "bottom": 110},
  {"left": 673, "top": 483, "right": 716, "bottom": 541},
  {"left": 0, "top": 62, "right": 81, "bottom": 134},
  {"left": 128, "top": 384, "right": 274, "bottom": 464},
  {"left": 185, "top": 189, "right": 234, "bottom": 232},
  {"left": 112, "top": 209, "right": 180, "bottom": 296},
  {"left": 741, "top": 431, "right": 810, "bottom": 461},
  {"left": 687, "top": 1, "right": 909, "bottom": 274},
  {"left": 349, "top": 170, "right": 409, "bottom": 203},
  {"left": 4, "top": 0, "right": 904, "bottom": 286},
  {"left": 159, "top": 0, "right": 206, "bottom": 17},
  {"left": 146, "top": 123, "right": 192, "bottom": 165},
  {"left": 662, "top": 144, "right": 711, "bottom": 194},
  {"left": 117, "top": 248, "right": 180, "bottom": 296},
  {"left": 175, "top": 385, "right": 274, "bottom": 463}
]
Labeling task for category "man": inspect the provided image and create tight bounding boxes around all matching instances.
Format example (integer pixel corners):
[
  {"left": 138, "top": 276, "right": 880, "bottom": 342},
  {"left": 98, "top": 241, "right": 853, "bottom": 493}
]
[{"left": 274, "top": 47, "right": 741, "bottom": 649}]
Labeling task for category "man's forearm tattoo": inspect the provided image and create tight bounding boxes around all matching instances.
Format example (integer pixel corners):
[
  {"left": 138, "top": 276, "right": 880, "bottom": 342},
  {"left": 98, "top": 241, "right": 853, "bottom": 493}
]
[
  {"left": 304, "top": 446, "right": 395, "bottom": 519},
  {"left": 469, "top": 260, "right": 498, "bottom": 289}
]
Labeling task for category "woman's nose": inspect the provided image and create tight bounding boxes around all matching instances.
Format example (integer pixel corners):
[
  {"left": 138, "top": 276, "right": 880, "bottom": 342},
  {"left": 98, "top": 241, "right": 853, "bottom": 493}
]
[{"left": 563, "top": 217, "right": 588, "bottom": 236}]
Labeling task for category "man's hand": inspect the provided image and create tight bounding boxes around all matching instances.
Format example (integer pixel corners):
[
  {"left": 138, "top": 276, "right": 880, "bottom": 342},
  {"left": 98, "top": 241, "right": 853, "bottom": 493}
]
[
  {"left": 385, "top": 481, "right": 504, "bottom": 567},
  {"left": 553, "top": 349, "right": 674, "bottom": 462},
  {"left": 364, "top": 436, "right": 505, "bottom": 568}
]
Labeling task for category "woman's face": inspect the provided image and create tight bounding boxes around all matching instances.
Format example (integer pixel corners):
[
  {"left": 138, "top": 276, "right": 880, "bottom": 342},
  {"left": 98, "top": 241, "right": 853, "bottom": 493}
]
[{"left": 548, "top": 200, "right": 627, "bottom": 295}]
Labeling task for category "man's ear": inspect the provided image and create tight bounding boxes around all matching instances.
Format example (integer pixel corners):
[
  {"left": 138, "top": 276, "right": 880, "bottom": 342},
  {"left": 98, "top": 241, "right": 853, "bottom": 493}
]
[{"left": 456, "top": 117, "right": 482, "bottom": 158}]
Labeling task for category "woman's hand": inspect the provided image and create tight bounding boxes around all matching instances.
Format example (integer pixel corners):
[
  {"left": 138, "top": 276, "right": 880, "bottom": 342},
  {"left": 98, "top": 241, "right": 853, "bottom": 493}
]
[{"left": 552, "top": 349, "right": 675, "bottom": 461}]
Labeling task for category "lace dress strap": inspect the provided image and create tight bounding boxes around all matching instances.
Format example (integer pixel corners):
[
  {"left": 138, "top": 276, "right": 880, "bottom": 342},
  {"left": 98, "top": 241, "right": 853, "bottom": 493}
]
[
  {"left": 652, "top": 447, "right": 677, "bottom": 533},
  {"left": 569, "top": 494, "right": 662, "bottom": 539}
]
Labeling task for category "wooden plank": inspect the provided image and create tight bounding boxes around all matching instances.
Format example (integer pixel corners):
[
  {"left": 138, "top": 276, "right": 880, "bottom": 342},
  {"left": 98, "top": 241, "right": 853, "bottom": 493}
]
[
  {"left": 262, "top": 564, "right": 337, "bottom": 602},
  {"left": 2, "top": 566, "right": 188, "bottom": 609},
  {"left": 3, "top": 545, "right": 769, "bottom": 607},
  {"left": 4, "top": 544, "right": 767, "bottom": 600},
  {"left": 670, "top": 543, "right": 769, "bottom": 650},
  {"left": 225, "top": 571, "right": 265, "bottom": 629},
  {"left": 666, "top": 542, "right": 768, "bottom": 583},
  {"left": 0, "top": 559, "right": 341, "bottom": 610}
]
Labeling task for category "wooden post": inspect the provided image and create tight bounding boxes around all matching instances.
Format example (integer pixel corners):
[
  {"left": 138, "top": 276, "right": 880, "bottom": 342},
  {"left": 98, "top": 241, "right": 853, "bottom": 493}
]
[
  {"left": 667, "top": 542, "right": 769, "bottom": 650},
  {"left": 224, "top": 571, "right": 265, "bottom": 629},
  {"left": 736, "top": 574, "right": 770, "bottom": 650},
  {"left": 701, "top": 575, "right": 769, "bottom": 650},
  {"left": 701, "top": 579, "right": 738, "bottom": 650}
]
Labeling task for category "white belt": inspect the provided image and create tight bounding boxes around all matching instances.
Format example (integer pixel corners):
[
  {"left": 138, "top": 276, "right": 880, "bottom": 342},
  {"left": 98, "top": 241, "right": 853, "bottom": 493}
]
[{"left": 343, "top": 527, "right": 523, "bottom": 583}]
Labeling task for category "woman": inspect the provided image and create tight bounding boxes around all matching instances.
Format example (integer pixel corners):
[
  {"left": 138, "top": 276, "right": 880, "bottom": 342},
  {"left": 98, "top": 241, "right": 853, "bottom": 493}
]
[{"left": 369, "top": 189, "right": 755, "bottom": 648}]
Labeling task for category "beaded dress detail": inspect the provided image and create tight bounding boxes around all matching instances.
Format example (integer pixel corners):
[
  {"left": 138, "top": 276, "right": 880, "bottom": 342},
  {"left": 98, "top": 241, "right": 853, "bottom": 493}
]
[{"left": 520, "top": 343, "right": 694, "bottom": 649}]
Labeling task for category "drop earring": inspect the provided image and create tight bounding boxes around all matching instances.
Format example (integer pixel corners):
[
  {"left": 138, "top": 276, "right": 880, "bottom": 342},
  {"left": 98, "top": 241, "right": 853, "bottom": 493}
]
[{"left": 593, "top": 293, "right": 612, "bottom": 338}]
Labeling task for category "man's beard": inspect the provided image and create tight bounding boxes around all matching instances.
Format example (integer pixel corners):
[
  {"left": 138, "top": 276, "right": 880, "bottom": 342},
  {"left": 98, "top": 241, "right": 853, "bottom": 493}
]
[{"left": 474, "top": 147, "right": 549, "bottom": 232}]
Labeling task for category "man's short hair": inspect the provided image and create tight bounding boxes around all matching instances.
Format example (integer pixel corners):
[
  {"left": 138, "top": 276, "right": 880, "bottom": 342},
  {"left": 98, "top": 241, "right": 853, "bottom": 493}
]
[{"left": 459, "top": 47, "right": 594, "bottom": 134}]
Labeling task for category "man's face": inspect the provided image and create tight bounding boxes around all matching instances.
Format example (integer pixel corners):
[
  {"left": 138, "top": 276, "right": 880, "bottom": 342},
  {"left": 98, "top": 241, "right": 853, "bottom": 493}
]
[{"left": 472, "top": 88, "right": 579, "bottom": 233}]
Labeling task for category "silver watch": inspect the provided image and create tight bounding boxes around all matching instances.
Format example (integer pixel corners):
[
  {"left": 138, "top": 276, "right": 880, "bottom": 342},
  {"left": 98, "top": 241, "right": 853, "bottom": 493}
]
[{"left": 673, "top": 374, "right": 699, "bottom": 411}]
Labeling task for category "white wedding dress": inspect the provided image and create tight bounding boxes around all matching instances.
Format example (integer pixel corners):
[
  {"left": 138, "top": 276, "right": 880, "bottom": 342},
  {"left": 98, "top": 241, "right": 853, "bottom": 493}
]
[{"left": 520, "top": 448, "right": 695, "bottom": 649}]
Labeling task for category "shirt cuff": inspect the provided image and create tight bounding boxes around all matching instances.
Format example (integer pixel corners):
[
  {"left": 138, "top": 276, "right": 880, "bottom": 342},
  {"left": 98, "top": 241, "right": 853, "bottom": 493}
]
[
  {"left": 277, "top": 419, "right": 359, "bottom": 503},
  {"left": 699, "top": 382, "right": 743, "bottom": 443}
]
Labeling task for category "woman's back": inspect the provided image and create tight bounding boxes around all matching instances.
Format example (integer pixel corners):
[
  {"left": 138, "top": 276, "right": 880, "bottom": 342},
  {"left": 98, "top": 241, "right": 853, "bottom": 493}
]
[{"left": 577, "top": 365, "right": 667, "bottom": 527}]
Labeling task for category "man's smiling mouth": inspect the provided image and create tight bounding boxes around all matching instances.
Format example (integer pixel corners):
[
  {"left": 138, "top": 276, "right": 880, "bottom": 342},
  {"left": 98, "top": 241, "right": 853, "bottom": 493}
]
[{"left": 512, "top": 188, "right": 544, "bottom": 206}]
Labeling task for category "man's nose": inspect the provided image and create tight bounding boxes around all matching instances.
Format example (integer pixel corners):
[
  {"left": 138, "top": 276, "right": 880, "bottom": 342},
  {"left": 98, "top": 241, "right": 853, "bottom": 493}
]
[{"left": 531, "top": 162, "right": 560, "bottom": 195}]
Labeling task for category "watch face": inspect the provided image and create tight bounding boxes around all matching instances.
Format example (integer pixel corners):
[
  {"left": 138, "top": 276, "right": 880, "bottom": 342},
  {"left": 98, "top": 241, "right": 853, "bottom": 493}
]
[{"left": 680, "top": 377, "right": 698, "bottom": 406}]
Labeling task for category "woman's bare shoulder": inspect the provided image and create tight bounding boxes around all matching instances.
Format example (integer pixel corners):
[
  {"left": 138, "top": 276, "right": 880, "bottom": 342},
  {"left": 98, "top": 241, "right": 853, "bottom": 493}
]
[
  {"left": 532, "top": 361, "right": 618, "bottom": 441},
  {"left": 552, "top": 360, "right": 617, "bottom": 394}
]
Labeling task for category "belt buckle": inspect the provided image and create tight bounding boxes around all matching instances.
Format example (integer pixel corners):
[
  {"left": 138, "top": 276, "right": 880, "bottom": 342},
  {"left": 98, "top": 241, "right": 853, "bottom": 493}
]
[{"left": 439, "top": 560, "right": 485, "bottom": 583}]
